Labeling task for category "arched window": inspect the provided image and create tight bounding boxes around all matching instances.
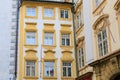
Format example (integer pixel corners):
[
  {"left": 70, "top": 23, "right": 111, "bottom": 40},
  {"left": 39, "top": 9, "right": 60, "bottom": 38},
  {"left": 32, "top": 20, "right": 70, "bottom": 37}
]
[{"left": 93, "top": 14, "right": 110, "bottom": 57}]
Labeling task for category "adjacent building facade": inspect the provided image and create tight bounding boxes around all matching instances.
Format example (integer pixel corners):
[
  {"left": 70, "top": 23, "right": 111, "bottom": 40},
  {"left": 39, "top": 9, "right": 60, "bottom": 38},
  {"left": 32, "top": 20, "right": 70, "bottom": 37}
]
[
  {"left": 0, "top": 0, "right": 18, "bottom": 80},
  {"left": 75, "top": 0, "right": 120, "bottom": 80},
  {"left": 17, "top": 0, "right": 76, "bottom": 80},
  {"left": 74, "top": 0, "right": 94, "bottom": 80}
]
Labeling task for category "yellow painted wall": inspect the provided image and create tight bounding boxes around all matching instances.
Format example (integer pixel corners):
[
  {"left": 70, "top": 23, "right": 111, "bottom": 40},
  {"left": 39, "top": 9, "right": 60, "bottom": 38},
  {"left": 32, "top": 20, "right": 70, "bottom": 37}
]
[{"left": 18, "top": 1, "right": 76, "bottom": 80}]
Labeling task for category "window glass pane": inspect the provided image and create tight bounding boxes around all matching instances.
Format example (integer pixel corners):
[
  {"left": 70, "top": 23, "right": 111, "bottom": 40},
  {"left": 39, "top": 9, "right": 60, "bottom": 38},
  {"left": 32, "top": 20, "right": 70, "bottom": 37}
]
[
  {"left": 65, "top": 10, "right": 68, "bottom": 18},
  {"left": 63, "top": 62, "right": 71, "bottom": 77},
  {"left": 44, "top": 37, "right": 48, "bottom": 45},
  {"left": 103, "top": 40, "right": 108, "bottom": 55},
  {"left": 68, "top": 67, "right": 71, "bottom": 76},
  {"left": 44, "top": 62, "right": 54, "bottom": 77},
  {"left": 66, "top": 39, "right": 70, "bottom": 46},
  {"left": 98, "top": 33, "right": 102, "bottom": 42},
  {"left": 26, "top": 32, "right": 36, "bottom": 45},
  {"left": 31, "top": 66, "right": 35, "bottom": 76},
  {"left": 44, "top": 8, "right": 53, "bottom": 17},
  {"left": 50, "top": 68, "right": 54, "bottom": 76},
  {"left": 49, "top": 37, "right": 53, "bottom": 45},
  {"left": 77, "top": 15, "right": 79, "bottom": 28},
  {"left": 61, "top": 10, "right": 64, "bottom": 18},
  {"left": 26, "top": 66, "right": 30, "bottom": 76},
  {"left": 26, "top": 61, "right": 35, "bottom": 76},
  {"left": 62, "top": 39, "right": 65, "bottom": 45},
  {"left": 45, "top": 66, "right": 49, "bottom": 76},
  {"left": 102, "top": 29, "right": 107, "bottom": 39},
  {"left": 61, "top": 10, "right": 69, "bottom": 18},
  {"left": 78, "top": 11, "right": 82, "bottom": 27},
  {"left": 99, "top": 43, "right": 103, "bottom": 57},
  {"left": 63, "top": 67, "right": 66, "bottom": 76},
  {"left": 62, "top": 34, "right": 70, "bottom": 46},
  {"left": 26, "top": 7, "right": 36, "bottom": 16},
  {"left": 44, "top": 33, "right": 54, "bottom": 45},
  {"left": 79, "top": 48, "right": 84, "bottom": 68}
]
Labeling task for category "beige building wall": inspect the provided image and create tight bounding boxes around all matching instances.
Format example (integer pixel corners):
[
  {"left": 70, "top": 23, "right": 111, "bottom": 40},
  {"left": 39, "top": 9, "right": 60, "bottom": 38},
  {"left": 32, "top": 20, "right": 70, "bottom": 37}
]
[
  {"left": 91, "top": 0, "right": 120, "bottom": 60},
  {"left": 75, "top": 0, "right": 120, "bottom": 80}
]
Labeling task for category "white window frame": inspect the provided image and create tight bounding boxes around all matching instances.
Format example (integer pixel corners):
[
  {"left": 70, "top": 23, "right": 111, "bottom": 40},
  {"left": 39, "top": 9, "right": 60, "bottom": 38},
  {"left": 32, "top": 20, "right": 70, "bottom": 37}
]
[
  {"left": 97, "top": 28, "right": 108, "bottom": 57},
  {"left": 26, "top": 7, "right": 36, "bottom": 17},
  {"left": 77, "top": 11, "right": 82, "bottom": 28},
  {"left": 62, "top": 34, "right": 70, "bottom": 46},
  {"left": 62, "top": 62, "right": 72, "bottom": 77},
  {"left": 44, "top": 32, "right": 54, "bottom": 45},
  {"left": 44, "top": 61, "right": 54, "bottom": 77},
  {"left": 26, "top": 61, "right": 36, "bottom": 76},
  {"left": 78, "top": 47, "right": 84, "bottom": 68},
  {"left": 60, "top": 9, "right": 69, "bottom": 18},
  {"left": 26, "top": 32, "right": 36, "bottom": 45},
  {"left": 44, "top": 8, "right": 54, "bottom": 18}
]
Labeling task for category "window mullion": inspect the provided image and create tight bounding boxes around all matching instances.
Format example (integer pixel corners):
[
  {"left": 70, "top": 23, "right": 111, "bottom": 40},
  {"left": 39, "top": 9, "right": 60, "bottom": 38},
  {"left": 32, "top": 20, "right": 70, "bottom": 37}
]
[
  {"left": 49, "top": 67, "right": 50, "bottom": 77},
  {"left": 66, "top": 67, "right": 68, "bottom": 77},
  {"left": 63, "top": 10, "right": 64, "bottom": 18},
  {"left": 101, "top": 32, "right": 104, "bottom": 56},
  {"left": 30, "top": 65, "right": 31, "bottom": 76}
]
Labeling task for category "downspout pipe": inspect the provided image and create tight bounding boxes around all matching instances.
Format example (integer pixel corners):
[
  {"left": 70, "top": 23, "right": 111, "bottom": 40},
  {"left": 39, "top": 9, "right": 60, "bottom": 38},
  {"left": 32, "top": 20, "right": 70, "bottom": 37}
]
[
  {"left": 14, "top": 0, "right": 20, "bottom": 79},
  {"left": 71, "top": 0, "right": 78, "bottom": 78}
]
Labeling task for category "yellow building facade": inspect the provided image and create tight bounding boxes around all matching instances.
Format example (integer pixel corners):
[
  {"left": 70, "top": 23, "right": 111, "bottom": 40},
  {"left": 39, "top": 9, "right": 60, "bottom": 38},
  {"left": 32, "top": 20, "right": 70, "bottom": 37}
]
[
  {"left": 75, "top": 0, "right": 120, "bottom": 80},
  {"left": 18, "top": 0, "right": 76, "bottom": 80}
]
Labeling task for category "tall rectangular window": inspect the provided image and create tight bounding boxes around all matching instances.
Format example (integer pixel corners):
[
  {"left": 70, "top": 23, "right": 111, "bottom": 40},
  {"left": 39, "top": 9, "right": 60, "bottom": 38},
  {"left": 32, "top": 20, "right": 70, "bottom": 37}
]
[
  {"left": 26, "top": 61, "right": 35, "bottom": 76},
  {"left": 44, "top": 32, "right": 54, "bottom": 45},
  {"left": 26, "top": 7, "right": 36, "bottom": 16},
  {"left": 78, "top": 48, "right": 84, "bottom": 68},
  {"left": 95, "top": 0, "right": 102, "bottom": 7},
  {"left": 26, "top": 32, "right": 36, "bottom": 45},
  {"left": 60, "top": 9, "right": 69, "bottom": 18},
  {"left": 44, "top": 62, "right": 54, "bottom": 77},
  {"left": 62, "top": 62, "right": 71, "bottom": 77},
  {"left": 44, "top": 8, "right": 54, "bottom": 18},
  {"left": 98, "top": 28, "right": 108, "bottom": 57},
  {"left": 77, "top": 11, "right": 82, "bottom": 28},
  {"left": 62, "top": 34, "right": 70, "bottom": 46}
]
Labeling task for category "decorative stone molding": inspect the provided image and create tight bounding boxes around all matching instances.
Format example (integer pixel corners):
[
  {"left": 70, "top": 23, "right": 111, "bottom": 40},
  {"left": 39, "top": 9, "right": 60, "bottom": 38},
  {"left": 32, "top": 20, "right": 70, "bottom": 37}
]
[
  {"left": 93, "top": 0, "right": 107, "bottom": 16},
  {"left": 25, "top": 49, "right": 37, "bottom": 60},
  {"left": 114, "top": 1, "right": 120, "bottom": 11},
  {"left": 89, "top": 49, "right": 120, "bottom": 80},
  {"left": 61, "top": 50, "right": 74, "bottom": 61},
  {"left": 76, "top": 36, "right": 84, "bottom": 43},
  {"left": 93, "top": 14, "right": 109, "bottom": 30},
  {"left": 44, "top": 50, "right": 56, "bottom": 60}
]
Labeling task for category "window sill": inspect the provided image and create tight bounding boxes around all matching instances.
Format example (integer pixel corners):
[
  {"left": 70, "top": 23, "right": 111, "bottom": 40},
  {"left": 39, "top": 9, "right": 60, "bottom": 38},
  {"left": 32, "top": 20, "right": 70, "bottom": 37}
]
[
  {"left": 25, "top": 16, "right": 38, "bottom": 19},
  {"left": 61, "top": 77, "right": 75, "bottom": 79},
  {"left": 42, "top": 45, "right": 56, "bottom": 49},
  {"left": 24, "top": 76, "right": 39, "bottom": 79},
  {"left": 60, "top": 46, "right": 73, "bottom": 50},
  {"left": 43, "top": 17, "right": 55, "bottom": 20},
  {"left": 93, "top": 0, "right": 107, "bottom": 16},
  {"left": 24, "top": 44, "right": 38, "bottom": 48},
  {"left": 76, "top": 23, "right": 84, "bottom": 33},
  {"left": 43, "top": 76, "right": 57, "bottom": 79},
  {"left": 60, "top": 18, "right": 71, "bottom": 21}
]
